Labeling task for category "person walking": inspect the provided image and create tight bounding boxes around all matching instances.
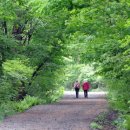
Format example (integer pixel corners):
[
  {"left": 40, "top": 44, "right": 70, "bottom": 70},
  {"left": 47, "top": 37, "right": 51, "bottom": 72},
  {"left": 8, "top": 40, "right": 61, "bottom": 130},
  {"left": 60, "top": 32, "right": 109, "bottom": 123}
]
[
  {"left": 82, "top": 81, "right": 91, "bottom": 98},
  {"left": 73, "top": 80, "right": 80, "bottom": 98}
]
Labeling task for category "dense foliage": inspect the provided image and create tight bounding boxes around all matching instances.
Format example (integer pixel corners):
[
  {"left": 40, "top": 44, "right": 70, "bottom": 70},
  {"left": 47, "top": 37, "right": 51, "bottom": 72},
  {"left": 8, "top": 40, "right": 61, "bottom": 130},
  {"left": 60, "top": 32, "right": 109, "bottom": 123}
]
[
  {"left": 0, "top": 0, "right": 66, "bottom": 119},
  {"left": 63, "top": 1, "right": 130, "bottom": 129},
  {"left": 0, "top": 0, "right": 130, "bottom": 129}
]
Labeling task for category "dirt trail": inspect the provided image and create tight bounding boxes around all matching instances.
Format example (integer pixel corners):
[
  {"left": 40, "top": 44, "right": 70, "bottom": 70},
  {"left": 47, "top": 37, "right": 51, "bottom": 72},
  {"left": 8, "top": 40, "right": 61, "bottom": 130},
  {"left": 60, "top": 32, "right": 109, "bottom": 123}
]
[{"left": 0, "top": 92, "right": 108, "bottom": 130}]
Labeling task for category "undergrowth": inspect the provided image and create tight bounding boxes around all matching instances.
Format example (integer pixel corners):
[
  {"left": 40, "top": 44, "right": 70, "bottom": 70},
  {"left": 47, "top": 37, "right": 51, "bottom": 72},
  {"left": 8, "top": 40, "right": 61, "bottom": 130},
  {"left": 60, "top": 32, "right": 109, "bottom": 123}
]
[{"left": 90, "top": 110, "right": 118, "bottom": 130}]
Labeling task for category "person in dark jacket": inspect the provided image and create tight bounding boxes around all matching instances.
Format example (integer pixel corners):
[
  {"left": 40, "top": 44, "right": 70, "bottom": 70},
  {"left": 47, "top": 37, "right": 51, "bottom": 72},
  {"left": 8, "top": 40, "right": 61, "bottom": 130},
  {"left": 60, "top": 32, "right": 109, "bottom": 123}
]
[
  {"left": 73, "top": 80, "right": 80, "bottom": 98},
  {"left": 82, "top": 81, "right": 91, "bottom": 98}
]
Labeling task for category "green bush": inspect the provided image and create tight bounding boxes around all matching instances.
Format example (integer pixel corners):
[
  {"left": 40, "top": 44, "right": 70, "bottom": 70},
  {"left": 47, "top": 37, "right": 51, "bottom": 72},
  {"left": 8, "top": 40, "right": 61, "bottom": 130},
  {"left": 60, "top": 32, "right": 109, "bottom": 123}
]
[
  {"left": 90, "top": 122, "right": 103, "bottom": 130},
  {"left": 28, "top": 71, "right": 65, "bottom": 103},
  {"left": 123, "top": 115, "right": 130, "bottom": 130},
  {"left": 45, "top": 86, "right": 64, "bottom": 103},
  {"left": 121, "top": 101, "right": 130, "bottom": 130},
  {"left": 0, "top": 96, "right": 46, "bottom": 121},
  {"left": 0, "top": 78, "right": 18, "bottom": 103},
  {"left": 3, "top": 59, "right": 33, "bottom": 82},
  {"left": 106, "top": 79, "right": 130, "bottom": 129},
  {"left": 0, "top": 102, "right": 16, "bottom": 121},
  {"left": 107, "top": 80, "right": 130, "bottom": 112},
  {"left": 14, "top": 95, "right": 44, "bottom": 112}
]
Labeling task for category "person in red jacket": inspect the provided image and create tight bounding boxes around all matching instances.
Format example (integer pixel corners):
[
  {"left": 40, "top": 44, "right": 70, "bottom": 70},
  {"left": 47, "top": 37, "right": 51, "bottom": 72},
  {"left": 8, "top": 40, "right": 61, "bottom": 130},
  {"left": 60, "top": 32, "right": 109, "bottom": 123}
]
[{"left": 82, "top": 81, "right": 91, "bottom": 98}]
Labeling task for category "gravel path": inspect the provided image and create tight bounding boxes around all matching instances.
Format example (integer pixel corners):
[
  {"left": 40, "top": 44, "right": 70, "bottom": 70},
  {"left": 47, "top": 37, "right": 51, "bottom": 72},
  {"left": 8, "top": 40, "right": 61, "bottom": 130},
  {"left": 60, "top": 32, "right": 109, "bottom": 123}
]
[{"left": 0, "top": 91, "right": 108, "bottom": 130}]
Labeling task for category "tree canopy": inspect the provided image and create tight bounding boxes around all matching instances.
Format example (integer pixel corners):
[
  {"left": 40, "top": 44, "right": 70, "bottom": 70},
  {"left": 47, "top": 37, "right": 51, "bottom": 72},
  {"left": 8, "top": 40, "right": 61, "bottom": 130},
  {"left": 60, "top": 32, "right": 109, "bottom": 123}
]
[{"left": 0, "top": 0, "right": 130, "bottom": 129}]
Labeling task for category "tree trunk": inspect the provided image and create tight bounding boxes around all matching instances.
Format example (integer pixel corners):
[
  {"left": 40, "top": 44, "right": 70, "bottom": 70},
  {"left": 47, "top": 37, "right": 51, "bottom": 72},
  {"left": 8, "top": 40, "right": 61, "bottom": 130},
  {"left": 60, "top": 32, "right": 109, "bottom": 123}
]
[
  {"left": 29, "top": 57, "right": 50, "bottom": 86},
  {"left": 2, "top": 21, "right": 7, "bottom": 35}
]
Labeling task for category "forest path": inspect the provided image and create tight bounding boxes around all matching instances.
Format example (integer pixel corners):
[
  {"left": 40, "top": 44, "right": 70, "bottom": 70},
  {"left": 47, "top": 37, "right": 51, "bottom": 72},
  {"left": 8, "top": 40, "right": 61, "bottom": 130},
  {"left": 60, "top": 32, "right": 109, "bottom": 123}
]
[{"left": 0, "top": 91, "right": 108, "bottom": 130}]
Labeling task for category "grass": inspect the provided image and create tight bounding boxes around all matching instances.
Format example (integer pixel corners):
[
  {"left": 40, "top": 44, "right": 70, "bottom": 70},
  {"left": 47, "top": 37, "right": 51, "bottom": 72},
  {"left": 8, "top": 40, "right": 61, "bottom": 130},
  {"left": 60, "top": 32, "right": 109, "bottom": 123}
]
[
  {"left": 90, "top": 110, "right": 118, "bottom": 130},
  {"left": 90, "top": 122, "right": 103, "bottom": 130}
]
